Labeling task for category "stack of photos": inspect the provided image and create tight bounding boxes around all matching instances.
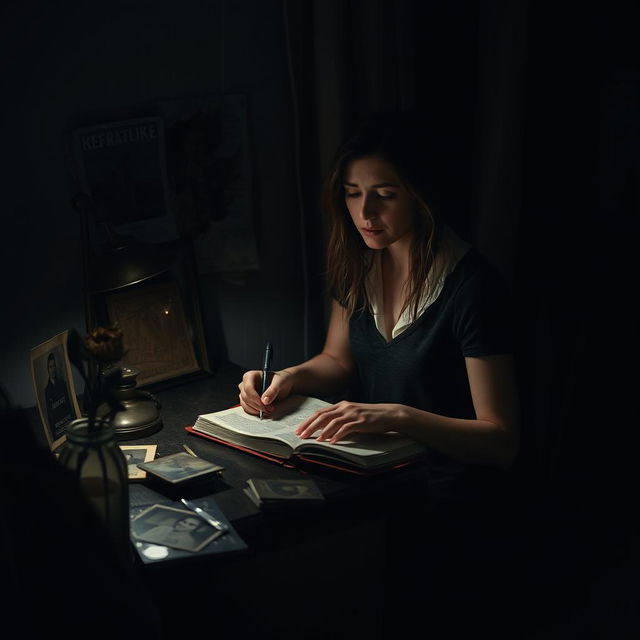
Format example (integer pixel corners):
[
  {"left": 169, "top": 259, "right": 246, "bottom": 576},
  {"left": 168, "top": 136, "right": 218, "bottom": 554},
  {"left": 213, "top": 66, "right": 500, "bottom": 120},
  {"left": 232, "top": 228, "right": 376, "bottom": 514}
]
[{"left": 244, "top": 477, "right": 325, "bottom": 510}]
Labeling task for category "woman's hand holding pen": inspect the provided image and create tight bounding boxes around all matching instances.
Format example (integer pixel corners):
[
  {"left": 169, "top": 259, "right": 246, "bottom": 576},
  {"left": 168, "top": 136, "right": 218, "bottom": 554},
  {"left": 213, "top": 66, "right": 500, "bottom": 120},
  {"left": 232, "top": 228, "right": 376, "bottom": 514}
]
[
  {"left": 295, "top": 401, "right": 400, "bottom": 444},
  {"left": 238, "top": 370, "right": 294, "bottom": 417}
]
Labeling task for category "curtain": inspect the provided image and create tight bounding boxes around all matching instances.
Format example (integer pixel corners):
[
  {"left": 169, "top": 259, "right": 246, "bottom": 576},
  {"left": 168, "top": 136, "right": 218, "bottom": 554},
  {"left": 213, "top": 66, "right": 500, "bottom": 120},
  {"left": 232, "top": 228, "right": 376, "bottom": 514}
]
[{"left": 282, "top": 1, "right": 637, "bottom": 499}]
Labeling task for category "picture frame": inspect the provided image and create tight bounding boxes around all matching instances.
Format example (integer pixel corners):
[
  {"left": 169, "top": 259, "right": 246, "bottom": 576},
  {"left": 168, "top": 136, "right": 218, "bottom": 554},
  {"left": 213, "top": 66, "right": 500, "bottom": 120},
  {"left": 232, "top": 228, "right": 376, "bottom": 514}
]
[
  {"left": 70, "top": 115, "right": 177, "bottom": 246},
  {"left": 131, "top": 503, "right": 222, "bottom": 552},
  {"left": 105, "top": 277, "right": 201, "bottom": 387},
  {"left": 119, "top": 444, "right": 157, "bottom": 481},
  {"left": 30, "top": 330, "right": 82, "bottom": 451},
  {"left": 158, "top": 93, "right": 259, "bottom": 276}
]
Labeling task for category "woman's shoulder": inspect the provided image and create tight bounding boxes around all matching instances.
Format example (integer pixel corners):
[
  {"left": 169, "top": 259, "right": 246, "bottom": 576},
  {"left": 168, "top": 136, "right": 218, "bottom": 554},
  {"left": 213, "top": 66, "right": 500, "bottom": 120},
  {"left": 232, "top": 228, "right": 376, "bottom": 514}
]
[
  {"left": 450, "top": 247, "right": 508, "bottom": 290},
  {"left": 443, "top": 247, "right": 513, "bottom": 318}
]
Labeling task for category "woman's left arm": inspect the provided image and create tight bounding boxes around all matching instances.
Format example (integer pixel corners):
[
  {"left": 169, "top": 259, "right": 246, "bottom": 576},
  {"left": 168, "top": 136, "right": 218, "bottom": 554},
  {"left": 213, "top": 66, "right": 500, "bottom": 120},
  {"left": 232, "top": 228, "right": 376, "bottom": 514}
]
[{"left": 295, "top": 354, "right": 520, "bottom": 469}]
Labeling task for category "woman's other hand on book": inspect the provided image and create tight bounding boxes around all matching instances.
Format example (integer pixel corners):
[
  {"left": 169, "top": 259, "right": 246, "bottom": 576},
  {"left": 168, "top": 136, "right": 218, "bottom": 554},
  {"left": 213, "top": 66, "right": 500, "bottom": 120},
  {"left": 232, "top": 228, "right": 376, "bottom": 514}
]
[
  {"left": 295, "top": 401, "right": 400, "bottom": 443},
  {"left": 238, "top": 369, "right": 294, "bottom": 417}
]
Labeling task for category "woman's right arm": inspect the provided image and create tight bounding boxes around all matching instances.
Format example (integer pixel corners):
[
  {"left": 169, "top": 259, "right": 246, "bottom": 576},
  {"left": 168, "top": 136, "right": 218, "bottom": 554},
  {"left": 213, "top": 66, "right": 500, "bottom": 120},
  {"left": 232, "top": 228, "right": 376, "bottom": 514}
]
[{"left": 238, "top": 300, "right": 354, "bottom": 416}]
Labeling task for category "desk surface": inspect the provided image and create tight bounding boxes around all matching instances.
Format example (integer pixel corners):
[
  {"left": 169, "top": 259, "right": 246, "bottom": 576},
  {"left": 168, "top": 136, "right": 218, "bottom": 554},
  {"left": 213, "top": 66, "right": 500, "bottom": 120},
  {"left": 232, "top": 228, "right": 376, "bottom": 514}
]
[
  {"left": 115, "top": 361, "right": 428, "bottom": 553},
  {"left": 23, "top": 360, "right": 427, "bottom": 559}
]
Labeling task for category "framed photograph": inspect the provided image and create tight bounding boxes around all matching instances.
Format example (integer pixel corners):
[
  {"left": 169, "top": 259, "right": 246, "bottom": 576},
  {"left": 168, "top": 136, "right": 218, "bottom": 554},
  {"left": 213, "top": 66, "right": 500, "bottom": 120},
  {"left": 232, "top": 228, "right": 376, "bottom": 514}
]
[
  {"left": 131, "top": 503, "right": 222, "bottom": 552},
  {"left": 119, "top": 444, "right": 157, "bottom": 481},
  {"left": 136, "top": 451, "right": 224, "bottom": 484},
  {"left": 105, "top": 278, "right": 200, "bottom": 387},
  {"left": 30, "top": 330, "right": 82, "bottom": 451}
]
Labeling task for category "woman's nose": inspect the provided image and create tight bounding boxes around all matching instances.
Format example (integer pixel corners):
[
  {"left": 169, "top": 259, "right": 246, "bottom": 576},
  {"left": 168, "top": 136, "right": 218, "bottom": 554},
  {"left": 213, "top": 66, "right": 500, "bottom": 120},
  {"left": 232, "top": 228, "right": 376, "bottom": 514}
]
[{"left": 359, "top": 193, "right": 377, "bottom": 220}]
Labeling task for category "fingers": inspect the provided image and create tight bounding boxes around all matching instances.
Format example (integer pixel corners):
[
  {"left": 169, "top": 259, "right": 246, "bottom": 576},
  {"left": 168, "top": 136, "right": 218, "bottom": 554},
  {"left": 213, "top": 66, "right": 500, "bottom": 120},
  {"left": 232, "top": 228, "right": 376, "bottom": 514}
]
[
  {"left": 238, "top": 370, "right": 291, "bottom": 416},
  {"left": 295, "top": 403, "right": 363, "bottom": 442},
  {"left": 238, "top": 370, "right": 269, "bottom": 416}
]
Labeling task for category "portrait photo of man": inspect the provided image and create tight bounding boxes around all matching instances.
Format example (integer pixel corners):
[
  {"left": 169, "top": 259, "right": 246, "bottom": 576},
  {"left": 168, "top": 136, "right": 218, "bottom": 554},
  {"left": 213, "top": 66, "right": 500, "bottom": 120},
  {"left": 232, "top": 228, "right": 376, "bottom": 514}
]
[
  {"left": 31, "top": 331, "right": 81, "bottom": 450},
  {"left": 44, "top": 351, "right": 74, "bottom": 440}
]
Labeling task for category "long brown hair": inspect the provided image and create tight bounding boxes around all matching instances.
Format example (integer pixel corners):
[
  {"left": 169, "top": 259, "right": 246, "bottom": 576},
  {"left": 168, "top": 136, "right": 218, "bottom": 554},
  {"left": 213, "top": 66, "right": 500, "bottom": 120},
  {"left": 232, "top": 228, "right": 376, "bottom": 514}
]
[{"left": 323, "top": 112, "right": 450, "bottom": 320}]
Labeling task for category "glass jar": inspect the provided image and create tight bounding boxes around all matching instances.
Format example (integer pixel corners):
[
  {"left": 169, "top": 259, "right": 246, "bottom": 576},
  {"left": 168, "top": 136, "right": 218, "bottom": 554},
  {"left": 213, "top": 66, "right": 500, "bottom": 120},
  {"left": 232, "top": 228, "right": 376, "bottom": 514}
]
[{"left": 58, "top": 417, "right": 130, "bottom": 559}]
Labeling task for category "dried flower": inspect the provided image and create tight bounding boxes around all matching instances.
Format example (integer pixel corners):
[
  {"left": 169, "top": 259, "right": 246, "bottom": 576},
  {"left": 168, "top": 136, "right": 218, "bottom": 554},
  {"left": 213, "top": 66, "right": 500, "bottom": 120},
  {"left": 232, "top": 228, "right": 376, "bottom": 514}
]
[
  {"left": 84, "top": 324, "right": 127, "bottom": 364},
  {"left": 67, "top": 326, "right": 126, "bottom": 431}
]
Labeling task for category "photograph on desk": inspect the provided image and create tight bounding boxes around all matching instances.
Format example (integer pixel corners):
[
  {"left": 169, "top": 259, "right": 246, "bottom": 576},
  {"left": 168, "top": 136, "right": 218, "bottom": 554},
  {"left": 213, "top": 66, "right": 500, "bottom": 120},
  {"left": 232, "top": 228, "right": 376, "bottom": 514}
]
[
  {"left": 130, "top": 496, "right": 247, "bottom": 564},
  {"left": 120, "top": 444, "right": 157, "bottom": 480},
  {"left": 188, "top": 395, "right": 427, "bottom": 473},
  {"left": 30, "top": 330, "right": 82, "bottom": 451},
  {"left": 244, "top": 477, "right": 325, "bottom": 510},
  {"left": 136, "top": 451, "right": 224, "bottom": 484},
  {"left": 131, "top": 504, "right": 220, "bottom": 552}
]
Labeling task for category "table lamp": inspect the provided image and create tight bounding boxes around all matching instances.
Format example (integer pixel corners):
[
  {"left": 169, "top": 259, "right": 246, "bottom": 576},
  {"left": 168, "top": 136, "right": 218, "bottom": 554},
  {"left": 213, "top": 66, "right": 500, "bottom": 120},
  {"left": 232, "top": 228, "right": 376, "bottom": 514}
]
[{"left": 72, "top": 193, "right": 178, "bottom": 439}]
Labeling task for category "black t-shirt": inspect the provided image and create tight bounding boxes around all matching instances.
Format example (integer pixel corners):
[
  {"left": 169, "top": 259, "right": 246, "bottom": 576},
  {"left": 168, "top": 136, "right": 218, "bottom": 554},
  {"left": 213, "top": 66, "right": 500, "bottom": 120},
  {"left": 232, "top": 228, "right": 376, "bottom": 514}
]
[{"left": 348, "top": 248, "right": 514, "bottom": 505}]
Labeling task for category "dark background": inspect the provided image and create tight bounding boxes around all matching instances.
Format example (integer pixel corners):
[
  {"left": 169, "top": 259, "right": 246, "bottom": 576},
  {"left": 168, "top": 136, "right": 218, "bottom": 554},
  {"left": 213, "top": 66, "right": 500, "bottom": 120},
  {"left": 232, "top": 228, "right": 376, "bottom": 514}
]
[{"left": 1, "top": 0, "right": 638, "bottom": 633}]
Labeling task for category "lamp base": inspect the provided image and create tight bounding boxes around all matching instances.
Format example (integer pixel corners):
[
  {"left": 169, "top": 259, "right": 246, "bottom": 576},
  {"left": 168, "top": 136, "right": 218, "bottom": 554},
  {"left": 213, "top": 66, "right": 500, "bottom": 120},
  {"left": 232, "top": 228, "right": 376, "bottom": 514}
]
[
  {"left": 98, "top": 367, "right": 164, "bottom": 440},
  {"left": 113, "top": 406, "right": 163, "bottom": 440}
]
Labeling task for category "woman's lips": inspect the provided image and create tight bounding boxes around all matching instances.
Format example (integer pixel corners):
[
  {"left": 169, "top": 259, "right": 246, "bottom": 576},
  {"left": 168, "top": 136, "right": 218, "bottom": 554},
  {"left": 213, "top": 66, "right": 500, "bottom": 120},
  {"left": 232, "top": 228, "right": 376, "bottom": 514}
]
[{"left": 361, "top": 228, "right": 383, "bottom": 237}]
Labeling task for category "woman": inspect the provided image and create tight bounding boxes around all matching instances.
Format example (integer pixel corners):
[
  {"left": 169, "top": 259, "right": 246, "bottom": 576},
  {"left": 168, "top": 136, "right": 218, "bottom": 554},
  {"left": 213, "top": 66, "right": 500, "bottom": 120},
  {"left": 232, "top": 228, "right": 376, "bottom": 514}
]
[
  {"left": 239, "top": 112, "right": 519, "bottom": 488},
  {"left": 239, "top": 112, "right": 522, "bottom": 634}
]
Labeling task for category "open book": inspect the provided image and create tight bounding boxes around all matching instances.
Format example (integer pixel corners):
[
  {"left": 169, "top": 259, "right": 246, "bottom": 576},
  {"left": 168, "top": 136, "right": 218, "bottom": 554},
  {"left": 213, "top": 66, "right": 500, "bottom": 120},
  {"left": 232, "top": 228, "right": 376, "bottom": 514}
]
[{"left": 189, "top": 395, "right": 427, "bottom": 473}]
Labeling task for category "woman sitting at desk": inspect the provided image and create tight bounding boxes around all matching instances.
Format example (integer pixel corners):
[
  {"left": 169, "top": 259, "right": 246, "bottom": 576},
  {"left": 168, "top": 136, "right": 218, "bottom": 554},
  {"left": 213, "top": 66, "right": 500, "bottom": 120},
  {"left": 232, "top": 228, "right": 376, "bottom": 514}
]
[
  {"left": 238, "top": 111, "right": 521, "bottom": 635},
  {"left": 239, "top": 111, "right": 519, "bottom": 492}
]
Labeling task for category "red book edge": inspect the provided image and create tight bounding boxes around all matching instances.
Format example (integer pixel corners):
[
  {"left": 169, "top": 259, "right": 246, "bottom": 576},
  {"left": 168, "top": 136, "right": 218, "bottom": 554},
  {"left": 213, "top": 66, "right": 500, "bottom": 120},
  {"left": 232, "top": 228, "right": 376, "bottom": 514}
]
[
  {"left": 184, "top": 425, "right": 295, "bottom": 468},
  {"left": 184, "top": 425, "right": 420, "bottom": 476}
]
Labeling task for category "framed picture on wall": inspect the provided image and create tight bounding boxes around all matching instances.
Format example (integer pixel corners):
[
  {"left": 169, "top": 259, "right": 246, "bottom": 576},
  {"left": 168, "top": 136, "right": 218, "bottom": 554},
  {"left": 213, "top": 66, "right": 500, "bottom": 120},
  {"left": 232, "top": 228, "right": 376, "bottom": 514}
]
[
  {"left": 30, "top": 330, "right": 82, "bottom": 451},
  {"left": 159, "top": 93, "right": 259, "bottom": 277},
  {"left": 105, "top": 277, "right": 201, "bottom": 387}
]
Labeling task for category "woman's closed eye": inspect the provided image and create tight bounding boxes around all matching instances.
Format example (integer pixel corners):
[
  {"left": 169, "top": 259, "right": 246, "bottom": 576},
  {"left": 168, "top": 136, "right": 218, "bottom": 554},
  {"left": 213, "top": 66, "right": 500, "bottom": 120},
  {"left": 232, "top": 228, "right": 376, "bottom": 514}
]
[{"left": 344, "top": 190, "right": 397, "bottom": 200}]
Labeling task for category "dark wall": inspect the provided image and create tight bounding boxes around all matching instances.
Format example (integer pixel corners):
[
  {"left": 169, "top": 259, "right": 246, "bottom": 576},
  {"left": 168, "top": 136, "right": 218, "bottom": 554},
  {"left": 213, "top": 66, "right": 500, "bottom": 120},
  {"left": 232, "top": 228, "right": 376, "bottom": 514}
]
[{"left": 1, "top": 0, "right": 306, "bottom": 407}]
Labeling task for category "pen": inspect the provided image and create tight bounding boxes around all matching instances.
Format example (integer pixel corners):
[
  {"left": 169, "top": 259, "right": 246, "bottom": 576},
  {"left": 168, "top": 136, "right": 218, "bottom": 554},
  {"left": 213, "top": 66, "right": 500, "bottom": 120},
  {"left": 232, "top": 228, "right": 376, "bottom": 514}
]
[
  {"left": 180, "top": 498, "right": 228, "bottom": 537},
  {"left": 260, "top": 341, "right": 272, "bottom": 420},
  {"left": 183, "top": 444, "right": 197, "bottom": 457}
]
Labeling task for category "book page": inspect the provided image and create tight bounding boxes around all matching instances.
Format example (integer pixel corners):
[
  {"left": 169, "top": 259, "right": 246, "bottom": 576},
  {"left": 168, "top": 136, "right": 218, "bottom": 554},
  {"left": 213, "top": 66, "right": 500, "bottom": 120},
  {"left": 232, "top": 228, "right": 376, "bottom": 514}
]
[
  {"left": 195, "top": 395, "right": 426, "bottom": 468},
  {"left": 198, "top": 396, "right": 332, "bottom": 448},
  {"left": 299, "top": 431, "right": 424, "bottom": 458}
]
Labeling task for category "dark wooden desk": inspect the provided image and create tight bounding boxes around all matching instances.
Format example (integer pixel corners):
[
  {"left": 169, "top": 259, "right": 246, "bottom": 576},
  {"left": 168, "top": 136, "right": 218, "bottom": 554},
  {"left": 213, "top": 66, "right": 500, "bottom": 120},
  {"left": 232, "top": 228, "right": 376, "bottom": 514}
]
[
  {"left": 20, "top": 362, "right": 597, "bottom": 639},
  {"left": 124, "top": 361, "right": 426, "bottom": 541},
  {"left": 20, "top": 361, "right": 545, "bottom": 639},
  {"left": 120, "top": 361, "right": 425, "bottom": 640}
]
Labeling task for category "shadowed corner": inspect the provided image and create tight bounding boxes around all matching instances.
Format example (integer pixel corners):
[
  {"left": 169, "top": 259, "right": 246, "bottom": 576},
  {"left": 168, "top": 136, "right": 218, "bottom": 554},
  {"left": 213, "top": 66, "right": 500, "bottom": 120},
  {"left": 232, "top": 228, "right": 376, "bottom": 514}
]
[{"left": 0, "top": 384, "right": 165, "bottom": 639}]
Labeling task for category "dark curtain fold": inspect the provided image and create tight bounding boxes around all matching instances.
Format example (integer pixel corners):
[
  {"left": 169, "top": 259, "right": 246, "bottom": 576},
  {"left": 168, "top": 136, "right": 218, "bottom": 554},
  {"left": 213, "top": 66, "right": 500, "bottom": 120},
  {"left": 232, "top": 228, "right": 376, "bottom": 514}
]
[
  {"left": 283, "top": 0, "right": 636, "bottom": 514},
  {"left": 280, "top": 1, "right": 638, "bottom": 631}
]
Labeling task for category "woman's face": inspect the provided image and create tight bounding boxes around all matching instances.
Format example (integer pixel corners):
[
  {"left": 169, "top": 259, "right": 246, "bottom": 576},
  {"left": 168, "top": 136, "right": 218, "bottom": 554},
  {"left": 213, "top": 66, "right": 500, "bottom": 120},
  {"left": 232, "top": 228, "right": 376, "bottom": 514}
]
[
  {"left": 175, "top": 517, "right": 200, "bottom": 532},
  {"left": 343, "top": 155, "right": 415, "bottom": 251}
]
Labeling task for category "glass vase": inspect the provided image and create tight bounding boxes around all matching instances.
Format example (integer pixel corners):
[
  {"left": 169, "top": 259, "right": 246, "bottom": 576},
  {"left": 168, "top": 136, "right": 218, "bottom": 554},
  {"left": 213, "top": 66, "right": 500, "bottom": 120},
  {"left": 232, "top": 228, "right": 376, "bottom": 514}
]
[{"left": 58, "top": 417, "right": 130, "bottom": 559}]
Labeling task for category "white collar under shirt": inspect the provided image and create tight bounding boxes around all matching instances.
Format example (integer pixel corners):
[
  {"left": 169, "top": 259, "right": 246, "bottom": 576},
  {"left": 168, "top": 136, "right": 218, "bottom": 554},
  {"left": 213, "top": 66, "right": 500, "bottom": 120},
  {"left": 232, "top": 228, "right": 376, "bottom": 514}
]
[{"left": 364, "top": 226, "right": 470, "bottom": 340}]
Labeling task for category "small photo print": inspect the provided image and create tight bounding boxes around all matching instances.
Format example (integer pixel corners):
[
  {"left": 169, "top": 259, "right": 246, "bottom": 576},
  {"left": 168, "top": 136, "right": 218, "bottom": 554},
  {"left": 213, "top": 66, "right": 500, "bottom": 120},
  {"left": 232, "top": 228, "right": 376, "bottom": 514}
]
[
  {"left": 137, "top": 451, "right": 224, "bottom": 484},
  {"left": 30, "top": 330, "right": 82, "bottom": 450},
  {"left": 131, "top": 504, "right": 219, "bottom": 552},
  {"left": 248, "top": 478, "right": 324, "bottom": 502},
  {"left": 120, "top": 444, "right": 157, "bottom": 480}
]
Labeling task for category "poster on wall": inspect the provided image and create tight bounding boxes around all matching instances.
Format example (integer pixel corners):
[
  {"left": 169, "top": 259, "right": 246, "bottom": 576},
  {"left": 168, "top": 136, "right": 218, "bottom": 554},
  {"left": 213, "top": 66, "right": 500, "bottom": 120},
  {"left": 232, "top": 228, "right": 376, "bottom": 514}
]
[
  {"left": 158, "top": 94, "right": 259, "bottom": 277},
  {"left": 71, "top": 115, "right": 178, "bottom": 247}
]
